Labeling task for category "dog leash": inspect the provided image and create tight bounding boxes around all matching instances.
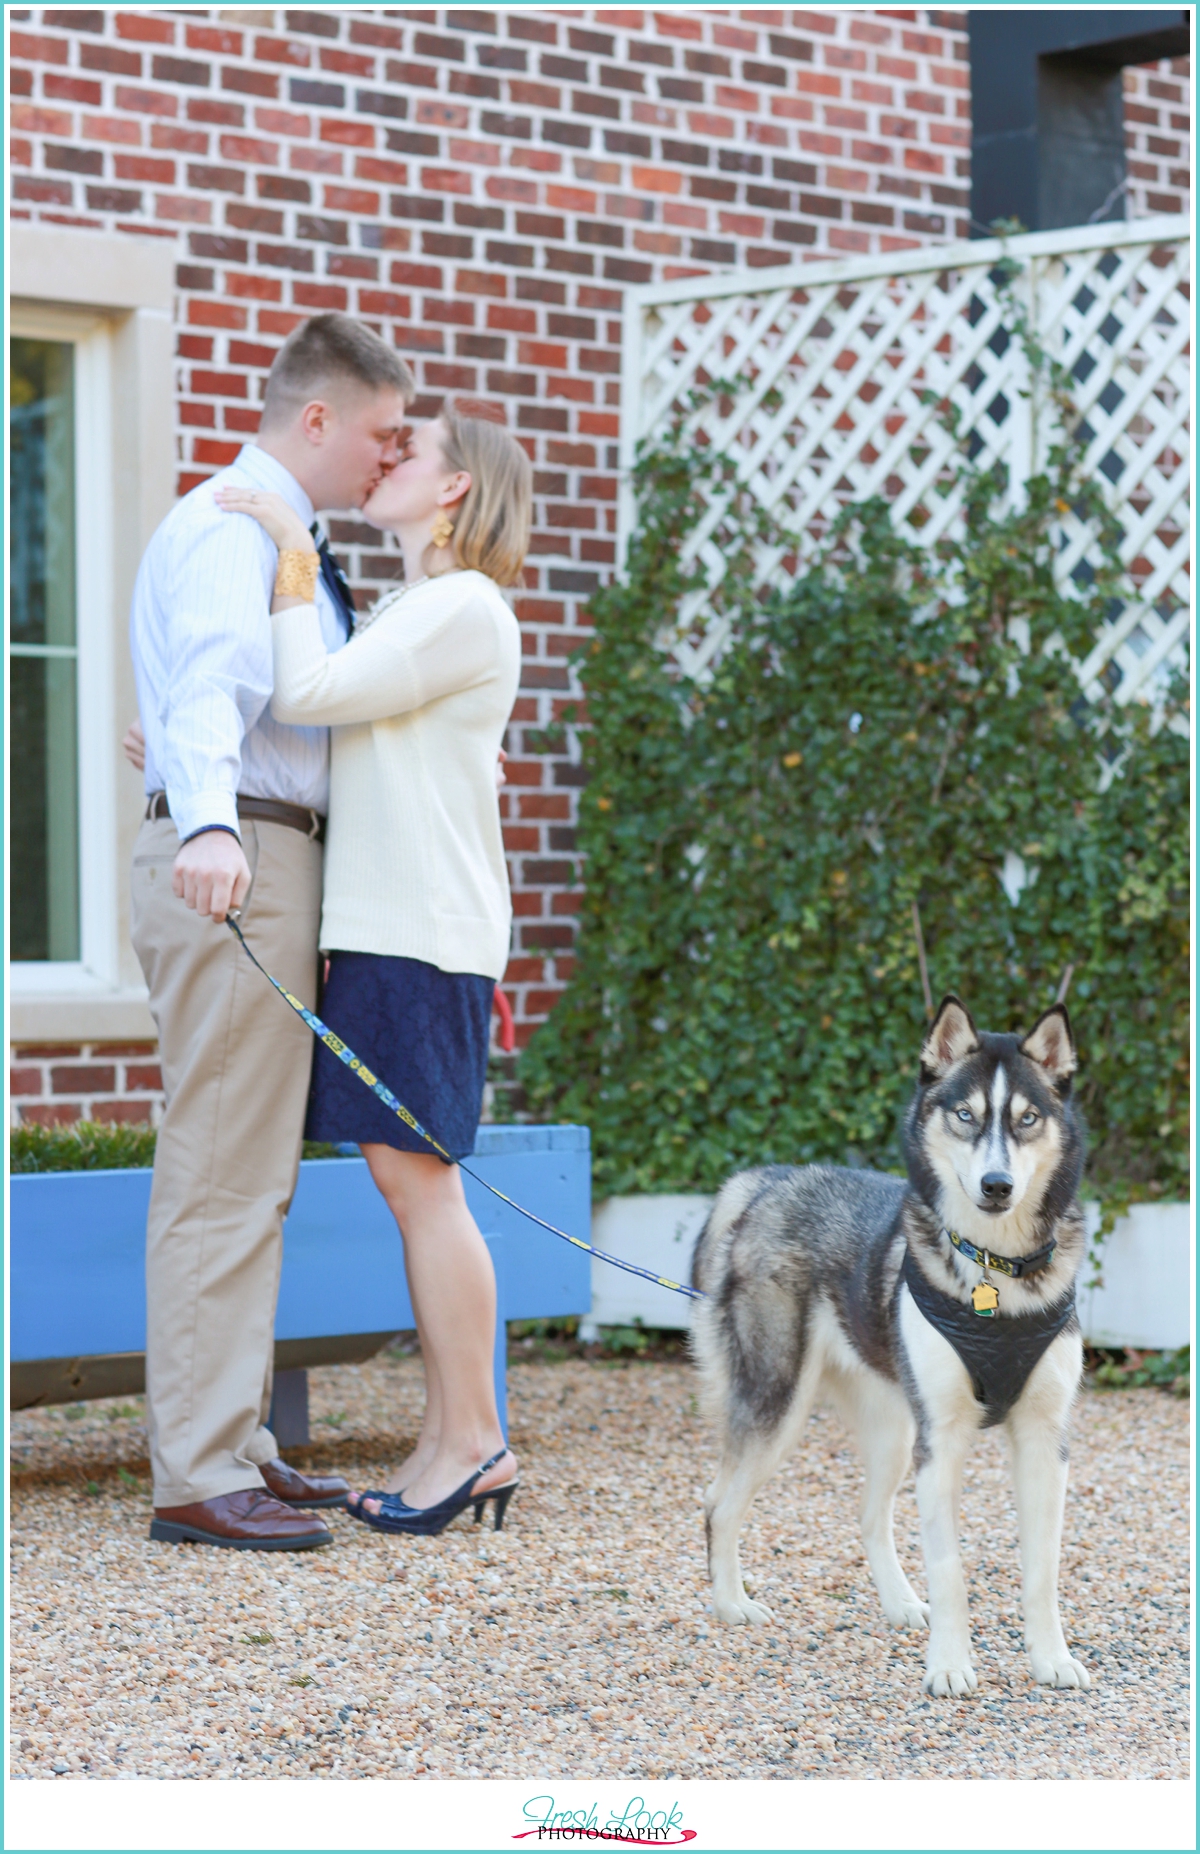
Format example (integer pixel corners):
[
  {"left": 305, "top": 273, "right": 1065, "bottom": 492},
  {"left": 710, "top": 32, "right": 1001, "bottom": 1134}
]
[{"left": 225, "top": 914, "right": 705, "bottom": 1302}]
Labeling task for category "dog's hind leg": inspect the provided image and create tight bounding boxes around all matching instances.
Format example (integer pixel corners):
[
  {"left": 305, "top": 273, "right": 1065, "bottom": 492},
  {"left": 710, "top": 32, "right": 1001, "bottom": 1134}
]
[
  {"left": 704, "top": 1380, "right": 816, "bottom": 1627},
  {"left": 851, "top": 1380, "right": 928, "bottom": 1631}
]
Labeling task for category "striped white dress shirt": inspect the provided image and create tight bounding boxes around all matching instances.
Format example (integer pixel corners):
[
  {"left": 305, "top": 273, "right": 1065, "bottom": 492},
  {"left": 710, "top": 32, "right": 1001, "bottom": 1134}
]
[{"left": 130, "top": 444, "right": 347, "bottom": 842}]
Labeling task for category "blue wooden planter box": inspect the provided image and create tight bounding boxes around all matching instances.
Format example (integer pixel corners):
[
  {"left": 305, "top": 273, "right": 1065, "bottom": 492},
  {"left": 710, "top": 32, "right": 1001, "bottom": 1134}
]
[{"left": 10, "top": 1125, "right": 591, "bottom": 1443}]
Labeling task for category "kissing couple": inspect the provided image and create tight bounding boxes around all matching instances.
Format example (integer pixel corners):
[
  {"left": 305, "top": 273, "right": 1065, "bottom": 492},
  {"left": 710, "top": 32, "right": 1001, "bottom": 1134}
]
[{"left": 128, "top": 312, "right": 528, "bottom": 1551}]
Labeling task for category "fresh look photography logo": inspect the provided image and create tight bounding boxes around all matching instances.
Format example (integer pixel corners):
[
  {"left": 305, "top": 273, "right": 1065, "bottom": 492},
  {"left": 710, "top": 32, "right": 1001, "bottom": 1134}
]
[{"left": 515, "top": 1795, "right": 696, "bottom": 1845}]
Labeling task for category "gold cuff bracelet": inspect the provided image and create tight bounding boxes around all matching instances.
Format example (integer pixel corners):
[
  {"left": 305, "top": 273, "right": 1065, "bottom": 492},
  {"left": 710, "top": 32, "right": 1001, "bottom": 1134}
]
[{"left": 275, "top": 549, "right": 320, "bottom": 601}]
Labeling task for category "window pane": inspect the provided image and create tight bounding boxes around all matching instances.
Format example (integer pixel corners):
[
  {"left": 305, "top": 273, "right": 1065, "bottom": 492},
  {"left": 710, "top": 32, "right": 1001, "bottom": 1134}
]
[
  {"left": 11, "top": 656, "right": 81, "bottom": 960},
  {"left": 10, "top": 337, "right": 80, "bottom": 959},
  {"left": 11, "top": 338, "right": 76, "bottom": 649}
]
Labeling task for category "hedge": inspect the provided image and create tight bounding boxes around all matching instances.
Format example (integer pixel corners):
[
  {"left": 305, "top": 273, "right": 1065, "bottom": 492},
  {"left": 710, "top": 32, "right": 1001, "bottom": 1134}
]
[{"left": 521, "top": 326, "right": 1188, "bottom": 1211}]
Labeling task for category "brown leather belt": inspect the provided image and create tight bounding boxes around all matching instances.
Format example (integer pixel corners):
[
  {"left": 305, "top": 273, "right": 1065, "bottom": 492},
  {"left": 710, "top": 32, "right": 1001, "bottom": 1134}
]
[{"left": 146, "top": 791, "right": 325, "bottom": 843}]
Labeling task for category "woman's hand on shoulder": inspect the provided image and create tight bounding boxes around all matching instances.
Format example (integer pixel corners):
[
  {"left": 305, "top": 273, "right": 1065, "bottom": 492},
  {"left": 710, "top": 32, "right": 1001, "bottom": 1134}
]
[{"left": 213, "top": 485, "right": 315, "bottom": 554}]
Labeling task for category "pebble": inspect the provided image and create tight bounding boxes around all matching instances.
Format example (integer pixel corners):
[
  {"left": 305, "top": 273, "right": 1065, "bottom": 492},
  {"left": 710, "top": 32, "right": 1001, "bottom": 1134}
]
[{"left": 8, "top": 1354, "right": 1189, "bottom": 1779}]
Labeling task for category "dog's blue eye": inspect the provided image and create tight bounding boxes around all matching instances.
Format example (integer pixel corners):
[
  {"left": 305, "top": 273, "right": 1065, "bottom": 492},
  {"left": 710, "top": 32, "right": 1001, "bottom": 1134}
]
[
  {"left": 955, "top": 1108, "right": 974, "bottom": 1123},
  {"left": 1019, "top": 1110, "right": 1038, "bottom": 1126}
]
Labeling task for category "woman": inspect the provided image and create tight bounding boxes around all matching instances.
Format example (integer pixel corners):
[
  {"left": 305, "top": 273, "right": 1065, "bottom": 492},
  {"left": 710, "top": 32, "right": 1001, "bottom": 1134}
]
[{"left": 214, "top": 405, "right": 530, "bottom": 1536}]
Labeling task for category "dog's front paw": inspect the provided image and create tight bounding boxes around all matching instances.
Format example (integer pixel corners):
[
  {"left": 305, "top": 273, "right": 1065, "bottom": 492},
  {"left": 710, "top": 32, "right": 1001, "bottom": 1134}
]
[
  {"left": 1030, "top": 1650, "right": 1091, "bottom": 1690},
  {"left": 923, "top": 1660, "right": 978, "bottom": 1698},
  {"left": 713, "top": 1593, "right": 773, "bottom": 1626},
  {"left": 884, "top": 1598, "right": 930, "bottom": 1631}
]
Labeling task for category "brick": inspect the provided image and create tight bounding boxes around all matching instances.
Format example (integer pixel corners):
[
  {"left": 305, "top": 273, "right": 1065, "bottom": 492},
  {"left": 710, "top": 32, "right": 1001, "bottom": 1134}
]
[
  {"left": 44, "top": 74, "right": 103, "bottom": 104},
  {"left": 43, "top": 8, "right": 106, "bottom": 28},
  {"left": 190, "top": 232, "right": 248, "bottom": 261},
  {"left": 256, "top": 242, "right": 316, "bottom": 271},
  {"left": 291, "top": 79, "right": 344, "bottom": 107},
  {"left": 46, "top": 143, "right": 103, "bottom": 175},
  {"left": 222, "top": 66, "right": 279, "bottom": 99},
  {"left": 116, "top": 154, "right": 175, "bottom": 183},
  {"left": 220, "top": 133, "right": 279, "bottom": 165},
  {"left": 115, "top": 84, "right": 178, "bottom": 116},
  {"left": 117, "top": 12, "right": 174, "bottom": 43},
  {"left": 188, "top": 298, "right": 248, "bottom": 329},
  {"left": 414, "top": 31, "right": 466, "bottom": 60},
  {"left": 19, "top": 1104, "right": 81, "bottom": 1127},
  {"left": 153, "top": 55, "right": 211, "bottom": 87},
  {"left": 543, "top": 119, "right": 591, "bottom": 149},
  {"left": 350, "top": 20, "right": 406, "bottom": 52},
  {"left": 80, "top": 115, "right": 147, "bottom": 152},
  {"left": 228, "top": 337, "right": 281, "bottom": 365},
  {"left": 257, "top": 174, "right": 309, "bottom": 201},
  {"left": 389, "top": 191, "right": 444, "bottom": 222},
  {"left": 228, "top": 201, "right": 284, "bottom": 231},
  {"left": 50, "top": 1063, "right": 116, "bottom": 1093},
  {"left": 293, "top": 282, "right": 348, "bottom": 309},
  {"left": 449, "top": 71, "right": 502, "bottom": 102},
  {"left": 320, "top": 48, "right": 374, "bottom": 79},
  {"left": 94, "top": 1099, "right": 154, "bottom": 1125},
  {"left": 11, "top": 32, "right": 71, "bottom": 63},
  {"left": 662, "top": 139, "right": 709, "bottom": 168},
  {"left": 80, "top": 41, "right": 142, "bottom": 76},
  {"left": 188, "top": 25, "right": 244, "bottom": 56},
  {"left": 356, "top": 89, "right": 408, "bottom": 120},
  {"left": 193, "top": 438, "right": 242, "bottom": 466},
  {"left": 125, "top": 1063, "right": 164, "bottom": 1090},
  {"left": 187, "top": 98, "right": 241, "bottom": 127},
  {"left": 572, "top": 89, "right": 620, "bottom": 120}
]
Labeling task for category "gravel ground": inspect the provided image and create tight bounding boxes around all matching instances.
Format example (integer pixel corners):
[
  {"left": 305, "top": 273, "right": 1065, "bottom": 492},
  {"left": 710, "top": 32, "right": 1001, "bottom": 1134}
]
[{"left": 9, "top": 1351, "right": 1190, "bottom": 1780}]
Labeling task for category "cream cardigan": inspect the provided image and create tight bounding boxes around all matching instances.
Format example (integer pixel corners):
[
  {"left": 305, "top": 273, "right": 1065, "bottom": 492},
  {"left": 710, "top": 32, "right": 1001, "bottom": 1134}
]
[{"left": 270, "top": 569, "right": 521, "bottom": 979}]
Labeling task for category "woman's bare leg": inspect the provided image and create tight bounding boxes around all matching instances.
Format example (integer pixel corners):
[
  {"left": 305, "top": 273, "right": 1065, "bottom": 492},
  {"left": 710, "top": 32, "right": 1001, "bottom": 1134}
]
[
  {"left": 379, "top": 1290, "right": 442, "bottom": 1495},
  {"left": 354, "top": 1144, "right": 515, "bottom": 1511}
]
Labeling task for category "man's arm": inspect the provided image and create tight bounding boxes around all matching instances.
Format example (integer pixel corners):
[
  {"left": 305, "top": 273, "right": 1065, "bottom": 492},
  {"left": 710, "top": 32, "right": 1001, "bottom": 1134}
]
[{"left": 160, "top": 506, "right": 275, "bottom": 918}]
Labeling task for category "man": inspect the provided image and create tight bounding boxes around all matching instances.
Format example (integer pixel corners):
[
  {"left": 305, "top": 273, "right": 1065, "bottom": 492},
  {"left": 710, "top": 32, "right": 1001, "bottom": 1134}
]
[{"left": 129, "top": 314, "right": 414, "bottom": 1549}]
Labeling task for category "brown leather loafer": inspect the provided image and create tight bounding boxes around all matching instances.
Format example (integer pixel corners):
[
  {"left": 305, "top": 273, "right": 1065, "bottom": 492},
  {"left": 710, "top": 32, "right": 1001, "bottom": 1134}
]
[
  {"left": 150, "top": 1488, "right": 332, "bottom": 1551},
  {"left": 259, "top": 1456, "right": 350, "bottom": 1509}
]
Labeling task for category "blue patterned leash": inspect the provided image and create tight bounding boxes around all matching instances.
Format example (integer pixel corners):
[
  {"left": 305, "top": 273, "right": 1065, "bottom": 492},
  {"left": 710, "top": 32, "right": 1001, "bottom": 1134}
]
[{"left": 225, "top": 913, "right": 705, "bottom": 1302}]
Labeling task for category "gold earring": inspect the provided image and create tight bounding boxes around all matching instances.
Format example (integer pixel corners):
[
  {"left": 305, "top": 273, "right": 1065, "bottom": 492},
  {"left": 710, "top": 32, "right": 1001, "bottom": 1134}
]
[{"left": 431, "top": 511, "right": 455, "bottom": 549}]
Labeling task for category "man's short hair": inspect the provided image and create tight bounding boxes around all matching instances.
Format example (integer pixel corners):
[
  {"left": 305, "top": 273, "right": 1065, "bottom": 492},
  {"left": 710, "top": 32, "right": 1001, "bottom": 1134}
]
[{"left": 261, "top": 313, "right": 415, "bottom": 428}]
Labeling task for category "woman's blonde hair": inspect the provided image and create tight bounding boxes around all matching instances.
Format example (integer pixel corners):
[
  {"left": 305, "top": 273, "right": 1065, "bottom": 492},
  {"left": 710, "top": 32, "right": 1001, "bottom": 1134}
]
[{"left": 433, "top": 404, "right": 532, "bottom": 587}]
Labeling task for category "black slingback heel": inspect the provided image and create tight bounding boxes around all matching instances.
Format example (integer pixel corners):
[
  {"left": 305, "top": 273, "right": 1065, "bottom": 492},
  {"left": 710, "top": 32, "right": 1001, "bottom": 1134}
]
[{"left": 361, "top": 1450, "right": 518, "bottom": 1537}]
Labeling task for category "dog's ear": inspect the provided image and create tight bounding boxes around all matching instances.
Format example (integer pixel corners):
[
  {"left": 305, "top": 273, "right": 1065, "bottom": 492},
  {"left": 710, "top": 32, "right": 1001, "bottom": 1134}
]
[
  {"left": 1020, "top": 1003, "right": 1077, "bottom": 1087},
  {"left": 920, "top": 995, "right": 979, "bottom": 1081}
]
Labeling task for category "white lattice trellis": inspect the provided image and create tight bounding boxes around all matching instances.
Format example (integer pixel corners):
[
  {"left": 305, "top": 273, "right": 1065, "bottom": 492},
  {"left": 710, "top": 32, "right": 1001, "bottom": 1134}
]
[{"left": 618, "top": 217, "right": 1190, "bottom": 712}]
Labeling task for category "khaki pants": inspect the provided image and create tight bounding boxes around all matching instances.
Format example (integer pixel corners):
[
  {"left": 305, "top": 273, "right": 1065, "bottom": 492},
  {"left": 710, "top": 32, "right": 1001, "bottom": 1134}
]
[{"left": 130, "top": 816, "right": 322, "bottom": 1507}]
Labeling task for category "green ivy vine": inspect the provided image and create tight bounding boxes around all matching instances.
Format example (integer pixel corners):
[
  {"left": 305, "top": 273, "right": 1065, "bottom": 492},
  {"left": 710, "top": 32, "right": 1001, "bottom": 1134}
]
[{"left": 521, "top": 278, "right": 1189, "bottom": 1211}]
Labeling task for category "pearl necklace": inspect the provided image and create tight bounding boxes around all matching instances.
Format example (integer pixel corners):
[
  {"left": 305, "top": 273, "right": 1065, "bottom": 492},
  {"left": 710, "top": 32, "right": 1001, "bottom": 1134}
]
[{"left": 353, "top": 574, "right": 430, "bottom": 635}]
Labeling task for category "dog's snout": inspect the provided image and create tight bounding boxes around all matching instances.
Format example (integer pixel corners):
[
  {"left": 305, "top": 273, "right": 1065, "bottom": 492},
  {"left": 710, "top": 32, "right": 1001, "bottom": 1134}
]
[{"left": 980, "top": 1171, "right": 1013, "bottom": 1202}]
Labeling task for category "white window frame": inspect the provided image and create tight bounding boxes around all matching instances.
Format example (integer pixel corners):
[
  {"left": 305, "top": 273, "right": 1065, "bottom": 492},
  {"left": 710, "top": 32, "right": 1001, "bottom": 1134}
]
[{"left": 10, "top": 303, "right": 119, "bottom": 995}]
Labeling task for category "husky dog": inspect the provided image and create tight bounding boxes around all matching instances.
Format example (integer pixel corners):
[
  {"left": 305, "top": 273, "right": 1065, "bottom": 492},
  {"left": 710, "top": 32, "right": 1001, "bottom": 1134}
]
[{"left": 691, "top": 995, "right": 1091, "bottom": 1696}]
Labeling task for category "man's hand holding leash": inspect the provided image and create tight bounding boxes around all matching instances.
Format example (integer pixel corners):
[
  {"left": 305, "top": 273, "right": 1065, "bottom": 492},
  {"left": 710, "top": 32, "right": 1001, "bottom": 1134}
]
[{"left": 173, "top": 829, "right": 252, "bottom": 922}]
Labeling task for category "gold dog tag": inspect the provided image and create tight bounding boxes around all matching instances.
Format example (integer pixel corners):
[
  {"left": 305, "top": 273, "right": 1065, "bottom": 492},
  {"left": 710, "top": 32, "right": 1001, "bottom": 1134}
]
[{"left": 972, "top": 1279, "right": 1000, "bottom": 1317}]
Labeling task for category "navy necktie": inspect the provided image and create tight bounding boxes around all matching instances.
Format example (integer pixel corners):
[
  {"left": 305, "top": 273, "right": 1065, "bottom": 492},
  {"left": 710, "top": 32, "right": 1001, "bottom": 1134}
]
[{"left": 310, "top": 521, "right": 356, "bottom": 636}]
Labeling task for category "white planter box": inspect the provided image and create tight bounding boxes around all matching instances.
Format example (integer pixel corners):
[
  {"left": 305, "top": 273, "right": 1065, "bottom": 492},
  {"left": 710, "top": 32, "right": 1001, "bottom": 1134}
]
[{"left": 585, "top": 1193, "right": 1192, "bottom": 1352}]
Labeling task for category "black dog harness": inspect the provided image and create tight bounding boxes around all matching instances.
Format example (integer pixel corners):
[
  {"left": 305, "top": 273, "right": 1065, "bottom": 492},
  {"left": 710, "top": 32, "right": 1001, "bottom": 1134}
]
[{"left": 901, "top": 1248, "right": 1077, "bottom": 1426}]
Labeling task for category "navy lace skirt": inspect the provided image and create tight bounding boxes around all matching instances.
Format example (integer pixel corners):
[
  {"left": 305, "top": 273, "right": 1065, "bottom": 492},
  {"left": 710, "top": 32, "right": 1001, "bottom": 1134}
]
[{"left": 304, "top": 950, "right": 495, "bottom": 1159}]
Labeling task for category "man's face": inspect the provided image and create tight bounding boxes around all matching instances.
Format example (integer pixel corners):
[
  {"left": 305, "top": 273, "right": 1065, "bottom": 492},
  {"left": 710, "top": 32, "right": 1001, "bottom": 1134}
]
[{"left": 302, "top": 385, "right": 411, "bottom": 511}]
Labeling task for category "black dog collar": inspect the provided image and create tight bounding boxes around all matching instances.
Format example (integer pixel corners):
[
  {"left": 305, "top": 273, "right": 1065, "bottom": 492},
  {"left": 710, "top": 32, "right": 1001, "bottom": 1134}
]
[{"left": 946, "top": 1229, "right": 1057, "bottom": 1279}]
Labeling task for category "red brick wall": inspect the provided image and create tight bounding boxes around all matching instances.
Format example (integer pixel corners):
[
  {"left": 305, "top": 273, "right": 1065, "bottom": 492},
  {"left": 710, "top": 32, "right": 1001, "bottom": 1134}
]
[
  {"left": 8, "top": 8, "right": 1190, "bottom": 1126},
  {"left": 11, "top": 1044, "right": 163, "bottom": 1128},
  {"left": 1123, "top": 56, "right": 1191, "bottom": 220}
]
